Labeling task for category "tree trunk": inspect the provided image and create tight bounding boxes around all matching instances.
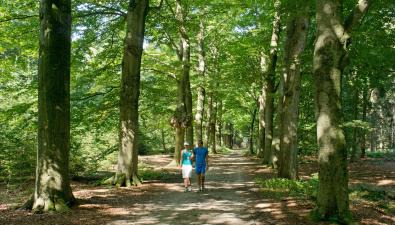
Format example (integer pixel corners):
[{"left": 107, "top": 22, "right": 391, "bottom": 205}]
[
  {"left": 210, "top": 100, "right": 217, "bottom": 154},
  {"left": 216, "top": 101, "right": 223, "bottom": 147},
  {"left": 205, "top": 94, "right": 213, "bottom": 148},
  {"left": 350, "top": 88, "right": 359, "bottom": 162},
  {"left": 278, "top": 8, "right": 309, "bottom": 180},
  {"left": 195, "top": 20, "right": 206, "bottom": 145},
  {"left": 224, "top": 123, "right": 233, "bottom": 149},
  {"left": 115, "top": 0, "right": 148, "bottom": 187},
  {"left": 262, "top": 0, "right": 280, "bottom": 165},
  {"left": 360, "top": 85, "right": 368, "bottom": 158},
  {"left": 250, "top": 107, "right": 257, "bottom": 155},
  {"left": 31, "top": 0, "right": 76, "bottom": 212},
  {"left": 170, "top": 0, "right": 192, "bottom": 165},
  {"left": 258, "top": 55, "right": 266, "bottom": 158},
  {"left": 313, "top": 0, "right": 371, "bottom": 222},
  {"left": 176, "top": 0, "right": 193, "bottom": 145}
]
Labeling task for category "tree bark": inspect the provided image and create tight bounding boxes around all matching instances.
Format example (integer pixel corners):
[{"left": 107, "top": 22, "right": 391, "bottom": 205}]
[
  {"left": 313, "top": 0, "right": 371, "bottom": 222},
  {"left": 278, "top": 7, "right": 310, "bottom": 180},
  {"left": 195, "top": 20, "right": 206, "bottom": 145},
  {"left": 31, "top": 0, "right": 76, "bottom": 212},
  {"left": 114, "top": 0, "right": 148, "bottom": 187},
  {"left": 262, "top": 0, "right": 280, "bottom": 165}
]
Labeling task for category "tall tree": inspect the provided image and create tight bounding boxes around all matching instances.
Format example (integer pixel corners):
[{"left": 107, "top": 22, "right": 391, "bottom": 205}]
[
  {"left": 313, "top": 0, "right": 371, "bottom": 222},
  {"left": 114, "top": 0, "right": 149, "bottom": 187},
  {"left": 195, "top": 19, "right": 206, "bottom": 145},
  {"left": 170, "top": 0, "right": 192, "bottom": 164},
  {"left": 278, "top": 3, "right": 310, "bottom": 179},
  {"left": 29, "top": 0, "right": 76, "bottom": 212},
  {"left": 262, "top": 0, "right": 281, "bottom": 165}
]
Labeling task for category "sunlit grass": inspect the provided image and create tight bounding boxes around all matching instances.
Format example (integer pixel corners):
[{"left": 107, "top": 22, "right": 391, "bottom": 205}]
[{"left": 255, "top": 173, "right": 319, "bottom": 200}]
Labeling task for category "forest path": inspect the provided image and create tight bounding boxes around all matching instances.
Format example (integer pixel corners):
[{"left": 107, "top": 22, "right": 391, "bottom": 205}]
[{"left": 108, "top": 149, "right": 266, "bottom": 225}]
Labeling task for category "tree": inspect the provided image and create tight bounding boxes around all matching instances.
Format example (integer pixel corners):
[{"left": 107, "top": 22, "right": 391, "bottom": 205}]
[
  {"left": 278, "top": 3, "right": 310, "bottom": 179},
  {"left": 169, "top": 0, "right": 193, "bottom": 165},
  {"left": 261, "top": 0, "right": 281, "bottom": 166},
  {"left": 113, "top": 0, "right": 149, "bottom": 187},
  {"left": 27, "top": 0, "right": 76, "bottom": 212},
  {"left": 195, "top": 19, "right": 206, "bottom": 145},
  {"left": 313, "top": 0, "right": 371, "bottom": 222}
]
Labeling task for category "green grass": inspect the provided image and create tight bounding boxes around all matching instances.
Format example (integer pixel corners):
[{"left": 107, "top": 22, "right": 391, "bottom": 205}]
[
  {"left": 366, "top": 149, "right": 395, "bottom": 159},
  {"left": 255, "top": 173, "right": 319, "bottom": 200},
  {"left": 349, "top": 184, "right": 395, "bottom": 214}
]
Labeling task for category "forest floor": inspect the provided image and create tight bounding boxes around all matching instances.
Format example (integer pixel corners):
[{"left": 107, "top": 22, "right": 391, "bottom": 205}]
[{"left": 0, "top": 149, "right": 394, "bottom": 225}]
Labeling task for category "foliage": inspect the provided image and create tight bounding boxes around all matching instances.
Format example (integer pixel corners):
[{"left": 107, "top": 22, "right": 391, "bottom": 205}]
[
  {"left": 255, "top": 173, "right": 319, "bottom": 200},
  {"left": 350, "top": 184, "right": 395, "bottom": 214}
]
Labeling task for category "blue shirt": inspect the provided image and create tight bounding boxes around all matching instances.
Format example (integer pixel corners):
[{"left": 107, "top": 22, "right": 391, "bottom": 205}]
[
  {"left": 193, "top": 147, "right": 208, "bottom": 166},
  {"left": 181, "top": 150, "right": 192, "bottom": 165}
]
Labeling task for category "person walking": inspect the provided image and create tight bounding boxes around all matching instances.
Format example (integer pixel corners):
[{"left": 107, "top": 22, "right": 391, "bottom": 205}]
[
  {"left": 193, "top": 140, "right": 209, "bottom": 192},
  {"left": 179, "top": 142, "right": 193, "bottom": 192}
]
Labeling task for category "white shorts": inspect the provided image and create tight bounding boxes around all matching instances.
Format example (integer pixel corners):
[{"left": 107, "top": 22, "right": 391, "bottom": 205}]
[{"left": 182, "top": 165, "right": 193, "bottom": 178}]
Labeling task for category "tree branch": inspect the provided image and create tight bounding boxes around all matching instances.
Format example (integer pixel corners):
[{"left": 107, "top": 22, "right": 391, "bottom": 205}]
[
  {"left": 344, "top": 0, "right": 372, "bottom": 34},
  {"left": 0, "top": 14, "right": 38, "bottom": 23},
  {"left": 149, "top": 0, "right": 164, "bottom": 11},
  {"left": 72, "top": 86, "right": 118, "bottom": 101}
]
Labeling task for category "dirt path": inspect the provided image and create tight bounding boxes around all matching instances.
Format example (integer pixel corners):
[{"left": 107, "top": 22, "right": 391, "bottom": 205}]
[{"left": 115, "top": 150, "right": 263, "bottom": 225}]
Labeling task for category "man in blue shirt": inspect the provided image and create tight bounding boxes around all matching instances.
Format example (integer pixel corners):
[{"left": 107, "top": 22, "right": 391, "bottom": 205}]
[{"left": 193, "top": 140, "right": 209, "bottom": 192}]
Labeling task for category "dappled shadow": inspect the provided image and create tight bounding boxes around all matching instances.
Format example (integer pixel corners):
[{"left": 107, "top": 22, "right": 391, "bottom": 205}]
[{"left": 1, "top": 150, "right": 394, "bottom": 225}]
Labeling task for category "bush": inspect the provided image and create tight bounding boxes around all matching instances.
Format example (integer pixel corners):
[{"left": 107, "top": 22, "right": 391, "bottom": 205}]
[{"left": 255, "top": 173, "right": 319, "bottom": 200}]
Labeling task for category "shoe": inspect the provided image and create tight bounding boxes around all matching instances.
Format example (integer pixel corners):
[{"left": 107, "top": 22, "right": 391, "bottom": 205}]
[
  {"left": 184, "top": 188, "right": 188, "bottom": 192},
  {"left": 188, "top": 186, "right": 192, "bottom": 192}
]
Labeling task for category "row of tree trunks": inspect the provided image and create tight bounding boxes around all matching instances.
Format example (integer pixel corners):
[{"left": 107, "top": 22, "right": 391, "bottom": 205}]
[
  {"left": 115, "top": 0, "right": 149, "bottom": 187},
  {"left": 261, "top": 0, "right": 280, "bottom": 166},
  {"left": 278, "top": 5, "right": 310, "bottom": 180}
]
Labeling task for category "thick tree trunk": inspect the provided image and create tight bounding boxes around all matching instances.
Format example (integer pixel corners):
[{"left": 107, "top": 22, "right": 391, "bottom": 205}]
[
  {"left": 31, "top": 0, "right": 76, "bottom": 212},
  {"left": 195, "top": 20, "right": 206, "bottom": 145},
  {"left": 278, "top": 9, "right": 309, "bottom": 179},
  {"left": 262, "top": 0, "right": 280, "bottom": 165},
  {"left": 115, "top": 0, "right": 148, "bottom": 187},
  {"left": 313, "top": 0, "right": 371, "bottom": 222}
]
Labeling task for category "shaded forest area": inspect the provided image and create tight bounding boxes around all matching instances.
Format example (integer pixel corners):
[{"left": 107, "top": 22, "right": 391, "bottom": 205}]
[{"left": 0, "top": 0, "right": 394, "bottom": 224}]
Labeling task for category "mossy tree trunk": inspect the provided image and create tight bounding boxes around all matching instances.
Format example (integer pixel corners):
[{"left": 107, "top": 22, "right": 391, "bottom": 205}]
[
  {"left": 313, "top": 0, "right": 371, "bottom": 222},
  {"left": 30, "top": 0, "right": 76, "bottom": 212},
  {"left": 278, "top": 6, "right": 310, "bottom": 180},
  {"left": 115, "top": 0, "right": 149, "bottom": 187}
]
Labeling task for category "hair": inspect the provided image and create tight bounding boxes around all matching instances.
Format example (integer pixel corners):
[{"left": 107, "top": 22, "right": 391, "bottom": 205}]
[{"left": 198, "top": 140, "right": 203, "bottom": 145}]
